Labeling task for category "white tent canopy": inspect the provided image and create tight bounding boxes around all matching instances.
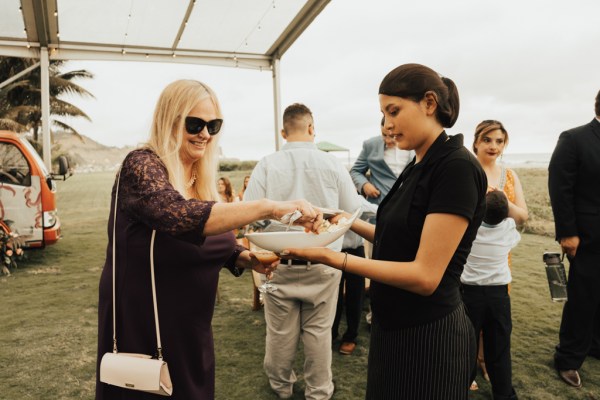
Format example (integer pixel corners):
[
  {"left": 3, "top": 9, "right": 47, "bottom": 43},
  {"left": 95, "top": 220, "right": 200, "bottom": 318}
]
[{"left": 0, "top": 0, "right": 331, "bottom": 168}]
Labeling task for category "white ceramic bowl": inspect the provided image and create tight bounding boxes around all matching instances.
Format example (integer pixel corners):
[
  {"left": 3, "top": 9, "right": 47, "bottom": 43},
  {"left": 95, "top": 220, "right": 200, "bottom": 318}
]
[{"left": 245, "top": 209, "right": 360, "bottom": 253}]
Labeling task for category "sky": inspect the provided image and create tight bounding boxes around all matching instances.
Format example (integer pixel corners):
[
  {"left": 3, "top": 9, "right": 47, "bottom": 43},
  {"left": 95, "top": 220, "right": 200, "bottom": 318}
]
[{"left": 61, "top": 0, "right": 600, "bottom": 161}]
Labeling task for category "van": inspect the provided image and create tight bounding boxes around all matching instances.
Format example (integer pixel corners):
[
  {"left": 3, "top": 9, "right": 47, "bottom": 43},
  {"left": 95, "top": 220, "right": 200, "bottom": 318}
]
[{"left": 0, "top": 130, "right": 71, "bottom": 248}]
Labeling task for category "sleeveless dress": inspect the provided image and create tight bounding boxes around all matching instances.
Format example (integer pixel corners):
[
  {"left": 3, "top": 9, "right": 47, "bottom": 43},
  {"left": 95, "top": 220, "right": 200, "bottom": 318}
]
[{"left": 498, "top": 166, "right": 516, "bottom": 268}]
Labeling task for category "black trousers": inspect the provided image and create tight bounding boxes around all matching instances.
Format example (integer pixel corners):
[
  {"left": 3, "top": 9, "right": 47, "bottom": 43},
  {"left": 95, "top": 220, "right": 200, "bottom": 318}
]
[
  {"left": 555, "top": 250, "right": 600, "bottom": 370},
  {"left": 332, "top": 246, "right": 365, "bottom": 343},
  {"left": 463, "top": 284, "right": 517, "bottom": 400}
]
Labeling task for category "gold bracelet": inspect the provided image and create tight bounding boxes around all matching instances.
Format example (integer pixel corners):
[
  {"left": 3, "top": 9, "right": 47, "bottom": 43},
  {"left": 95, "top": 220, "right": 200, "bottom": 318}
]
[{"left": 341, "top": 251, "right": 348, "bottom": 272}]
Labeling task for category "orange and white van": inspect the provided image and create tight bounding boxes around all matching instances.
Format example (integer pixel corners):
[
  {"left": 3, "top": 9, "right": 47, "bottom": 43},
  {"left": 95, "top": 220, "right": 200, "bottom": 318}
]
[{"left": 0, "top": 130, "right": 70, "bottom": 248}]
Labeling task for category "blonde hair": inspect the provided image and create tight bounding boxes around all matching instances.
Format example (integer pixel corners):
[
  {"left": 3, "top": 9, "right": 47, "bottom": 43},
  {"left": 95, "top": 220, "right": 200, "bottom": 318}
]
[{"left": 146, "top": 79, "right": 223, "bottom": 201}]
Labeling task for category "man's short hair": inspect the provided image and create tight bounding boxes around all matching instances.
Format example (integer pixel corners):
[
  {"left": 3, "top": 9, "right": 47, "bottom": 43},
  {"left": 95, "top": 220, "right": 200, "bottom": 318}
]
[
  {"left": 484, "top": 190, "right": 509, "bottom": 226},
  {"left": 283, "top": 103, "right": 313, "bottom": 133},
  {"left": 595, "top": 90, "right": 600, "bottom": 116}
]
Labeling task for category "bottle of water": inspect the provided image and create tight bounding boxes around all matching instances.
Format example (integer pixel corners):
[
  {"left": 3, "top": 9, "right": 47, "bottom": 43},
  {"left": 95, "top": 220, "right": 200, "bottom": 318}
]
[{"left": 543, "top": 252, "right": 568, "bottom": 302}]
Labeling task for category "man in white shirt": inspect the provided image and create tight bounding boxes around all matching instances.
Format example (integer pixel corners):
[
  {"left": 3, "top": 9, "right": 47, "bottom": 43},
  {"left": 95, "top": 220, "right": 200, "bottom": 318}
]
[
  {"left": 244, "top": 103, "right": 362, "bottom": 400},
  {"left": 461, "top": 190, "right": 521, "bottom": 400}
]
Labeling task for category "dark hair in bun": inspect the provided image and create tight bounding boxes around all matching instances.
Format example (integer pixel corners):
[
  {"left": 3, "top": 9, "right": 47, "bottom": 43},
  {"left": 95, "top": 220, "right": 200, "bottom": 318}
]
[{"left": 379, "top": 63, "right": 459, "bottom": 128}]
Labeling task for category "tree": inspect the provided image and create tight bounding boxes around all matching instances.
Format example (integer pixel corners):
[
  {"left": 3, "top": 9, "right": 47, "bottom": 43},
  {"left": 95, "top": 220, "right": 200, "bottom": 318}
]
[{"left": 0, "top": 56, "right": 94, "bottom": 143}]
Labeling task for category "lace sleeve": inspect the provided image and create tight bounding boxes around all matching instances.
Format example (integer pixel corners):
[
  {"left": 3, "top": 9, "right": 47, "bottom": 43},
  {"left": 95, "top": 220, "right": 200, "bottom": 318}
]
[{"left": 118, "top": 149, "right": 215, "bottom": 238}]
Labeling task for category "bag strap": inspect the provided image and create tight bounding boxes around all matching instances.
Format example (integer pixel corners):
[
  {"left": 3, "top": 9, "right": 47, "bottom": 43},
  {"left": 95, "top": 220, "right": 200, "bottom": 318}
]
[{"left": 112, "top": 168, "right": 164, "bottom": 360}]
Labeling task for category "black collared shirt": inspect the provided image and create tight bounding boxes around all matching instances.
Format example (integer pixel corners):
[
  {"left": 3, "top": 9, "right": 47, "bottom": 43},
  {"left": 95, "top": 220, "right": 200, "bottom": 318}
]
[{"left": 371, "top": 131, "right": 487, "bottom": 329}]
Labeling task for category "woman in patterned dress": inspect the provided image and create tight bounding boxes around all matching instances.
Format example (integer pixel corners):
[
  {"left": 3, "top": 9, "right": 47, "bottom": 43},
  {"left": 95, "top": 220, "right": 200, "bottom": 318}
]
[
  {"left": 96, "top": 79, "right": 323, "bottom": 400},
  {"left": 470, "top": 119, "right": 529, "bottom": 386},
  {"left": 473, "top": 120, "right": 528, "bottom": 224}
]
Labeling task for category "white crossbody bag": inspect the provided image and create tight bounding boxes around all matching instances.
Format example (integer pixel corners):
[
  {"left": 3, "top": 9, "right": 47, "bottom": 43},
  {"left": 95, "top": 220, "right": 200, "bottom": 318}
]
[{"left": 99, "top": 170, "right": 173, "bottom": 396}]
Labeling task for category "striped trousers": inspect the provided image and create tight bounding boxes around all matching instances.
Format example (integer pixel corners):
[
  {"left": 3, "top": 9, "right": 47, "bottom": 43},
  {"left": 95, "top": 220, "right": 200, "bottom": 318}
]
[{"left": 366, "top": 304, "right": 476, "bottom": 400}]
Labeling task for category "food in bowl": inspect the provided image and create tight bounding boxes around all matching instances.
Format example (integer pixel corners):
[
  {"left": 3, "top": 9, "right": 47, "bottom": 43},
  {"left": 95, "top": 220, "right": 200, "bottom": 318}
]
[{"left": 318, "top": 216, "right": 351, "bottom": 234}]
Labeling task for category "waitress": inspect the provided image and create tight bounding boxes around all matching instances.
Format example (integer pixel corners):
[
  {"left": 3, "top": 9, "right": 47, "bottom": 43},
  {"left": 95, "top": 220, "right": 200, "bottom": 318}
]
[{"left": 284, "top": 63, "right": 487, "bottom": 399}]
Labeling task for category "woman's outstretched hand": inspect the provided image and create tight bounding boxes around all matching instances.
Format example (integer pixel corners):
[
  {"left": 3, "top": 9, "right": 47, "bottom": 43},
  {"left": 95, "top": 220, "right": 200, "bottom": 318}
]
[
  {"left": 280, "top": 247, "right": 335, "bottom": 267},
  {"left": 270, "top": 199, "right": 324, "bottom": 233}
]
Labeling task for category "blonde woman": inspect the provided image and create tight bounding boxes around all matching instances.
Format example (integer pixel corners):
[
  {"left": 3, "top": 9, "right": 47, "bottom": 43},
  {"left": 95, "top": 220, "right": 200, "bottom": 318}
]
[{"left": 96, "top": 79, "right": 322, "bottom": 400}]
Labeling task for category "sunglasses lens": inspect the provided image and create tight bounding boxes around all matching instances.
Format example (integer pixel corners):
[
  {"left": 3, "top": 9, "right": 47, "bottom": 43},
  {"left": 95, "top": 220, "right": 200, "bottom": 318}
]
[
  {"left": 185, "top": 117, "right": 206, "bottom": 134},
  {"left": 207, "top": 119, "right": 223, "bottom": 135}
]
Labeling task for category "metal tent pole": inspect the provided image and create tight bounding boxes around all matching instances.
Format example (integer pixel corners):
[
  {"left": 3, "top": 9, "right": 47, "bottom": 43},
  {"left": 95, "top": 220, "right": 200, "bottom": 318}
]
[
  {"left": 40, "top": 47, "right": 51, "bottom": 170},
  {"left": 272, "top": 56, "right": 282, "bottom": 151}
]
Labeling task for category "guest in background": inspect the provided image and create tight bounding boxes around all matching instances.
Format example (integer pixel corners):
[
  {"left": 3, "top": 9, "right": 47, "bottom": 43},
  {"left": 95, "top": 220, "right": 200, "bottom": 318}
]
[
  {"left": 461, "top": 190, "right": 521, "bottom": 399},
  {"left": 472, "top": 120, "right": 528, "bottom": 225},
  {"left": 472, "top": 119, "right": 529, "bottom": 379},
  {"left": 217, "top": 176, "right": 236, "bottom": 203},
  {"left": 548, "top": 89, "right": 600, "bottom": 388},
  {"left": 238, "top": 175, "right": 250, "bottom": 201},
  {"left": 244, "top": 103, "right": 362, "bottom": 400},
  {"left": 96, "top": 79, "right": 321, "bottom": 400},
  {"left": 350, "top": 117, "right": 413, "bottom": 214},
  {"left": 350, "top": 118, "right": 414, "bottom": 326},
  {"left": 284, "top": 63, "right": 487, "bottom": 399}
]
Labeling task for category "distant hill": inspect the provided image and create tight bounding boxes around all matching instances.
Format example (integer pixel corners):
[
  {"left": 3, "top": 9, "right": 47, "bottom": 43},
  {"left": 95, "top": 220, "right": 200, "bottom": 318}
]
[
  {"left": 53, "top": 132, "right": 134, "bottom": 172},
  {"left": 51, "top": 132, "right": 251, "bottom": 172}
]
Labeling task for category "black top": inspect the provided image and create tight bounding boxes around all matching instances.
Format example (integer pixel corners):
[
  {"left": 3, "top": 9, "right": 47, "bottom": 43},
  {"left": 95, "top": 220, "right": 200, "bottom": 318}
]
[
  {"left": 371, "top": 132, "right": 487, "bottom": 329},
  {"left": 96, "top": 149, "right": 244, "bottom": 400}
]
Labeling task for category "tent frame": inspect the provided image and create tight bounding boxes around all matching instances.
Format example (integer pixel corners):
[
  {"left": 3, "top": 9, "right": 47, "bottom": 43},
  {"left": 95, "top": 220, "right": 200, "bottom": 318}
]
[{"left": 0, "top": 0, "right": 331, "bottom": 169}]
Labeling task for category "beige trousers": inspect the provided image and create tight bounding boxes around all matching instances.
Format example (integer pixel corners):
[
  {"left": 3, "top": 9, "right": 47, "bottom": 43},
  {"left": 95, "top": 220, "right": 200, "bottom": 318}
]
[{"left": 263, "top": 262, "right": 341, "bottom": 400}]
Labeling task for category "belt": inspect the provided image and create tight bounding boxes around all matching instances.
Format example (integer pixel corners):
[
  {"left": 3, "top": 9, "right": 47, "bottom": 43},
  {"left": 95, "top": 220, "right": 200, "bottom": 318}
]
[{"left": 287, "top": 259, "right": 311, "bottom": 266}]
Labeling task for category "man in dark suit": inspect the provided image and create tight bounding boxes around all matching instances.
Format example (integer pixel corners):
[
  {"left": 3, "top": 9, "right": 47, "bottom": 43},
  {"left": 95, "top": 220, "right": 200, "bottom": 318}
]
[{"left": 548, "top": 89, "right": 600, "bottom": 388}]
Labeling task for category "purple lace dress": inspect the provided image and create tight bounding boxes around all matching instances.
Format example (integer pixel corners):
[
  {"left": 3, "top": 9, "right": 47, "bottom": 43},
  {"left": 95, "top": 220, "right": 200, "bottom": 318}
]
[{"left": 96, "top": 149, "right": 243, "bottom": 399}]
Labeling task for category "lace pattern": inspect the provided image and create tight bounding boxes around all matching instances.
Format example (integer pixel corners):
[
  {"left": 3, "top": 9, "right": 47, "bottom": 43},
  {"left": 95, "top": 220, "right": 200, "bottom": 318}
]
[{"left": 117, "top": 149, "right": 215, "bottom": 238}]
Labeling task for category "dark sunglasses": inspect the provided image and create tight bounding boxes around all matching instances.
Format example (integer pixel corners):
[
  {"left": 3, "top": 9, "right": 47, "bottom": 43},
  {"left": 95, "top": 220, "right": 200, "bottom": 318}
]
[{"left": 185, "top": 116, "right": 223, "bottom": 135}]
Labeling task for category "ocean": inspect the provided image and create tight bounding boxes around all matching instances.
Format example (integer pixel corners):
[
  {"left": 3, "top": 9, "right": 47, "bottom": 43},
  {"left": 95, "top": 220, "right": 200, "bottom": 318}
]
[
  {"left": 498, "top": 153, "right": 551, "bottom": 168},
  {"left": 338, "top": 153, "right": 551, "bottom": 170}
]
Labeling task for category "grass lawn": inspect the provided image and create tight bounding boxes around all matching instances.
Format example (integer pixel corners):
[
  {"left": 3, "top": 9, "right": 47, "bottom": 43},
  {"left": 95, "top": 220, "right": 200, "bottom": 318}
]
[{"left": 0, "top": 170, "right": 598, "bottom": 399}]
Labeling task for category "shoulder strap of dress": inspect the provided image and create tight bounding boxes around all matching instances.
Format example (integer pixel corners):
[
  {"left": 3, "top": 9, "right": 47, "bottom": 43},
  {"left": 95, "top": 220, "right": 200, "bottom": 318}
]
[{"left": 498, "top": 165, "right": 507, "bottom": 190}]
